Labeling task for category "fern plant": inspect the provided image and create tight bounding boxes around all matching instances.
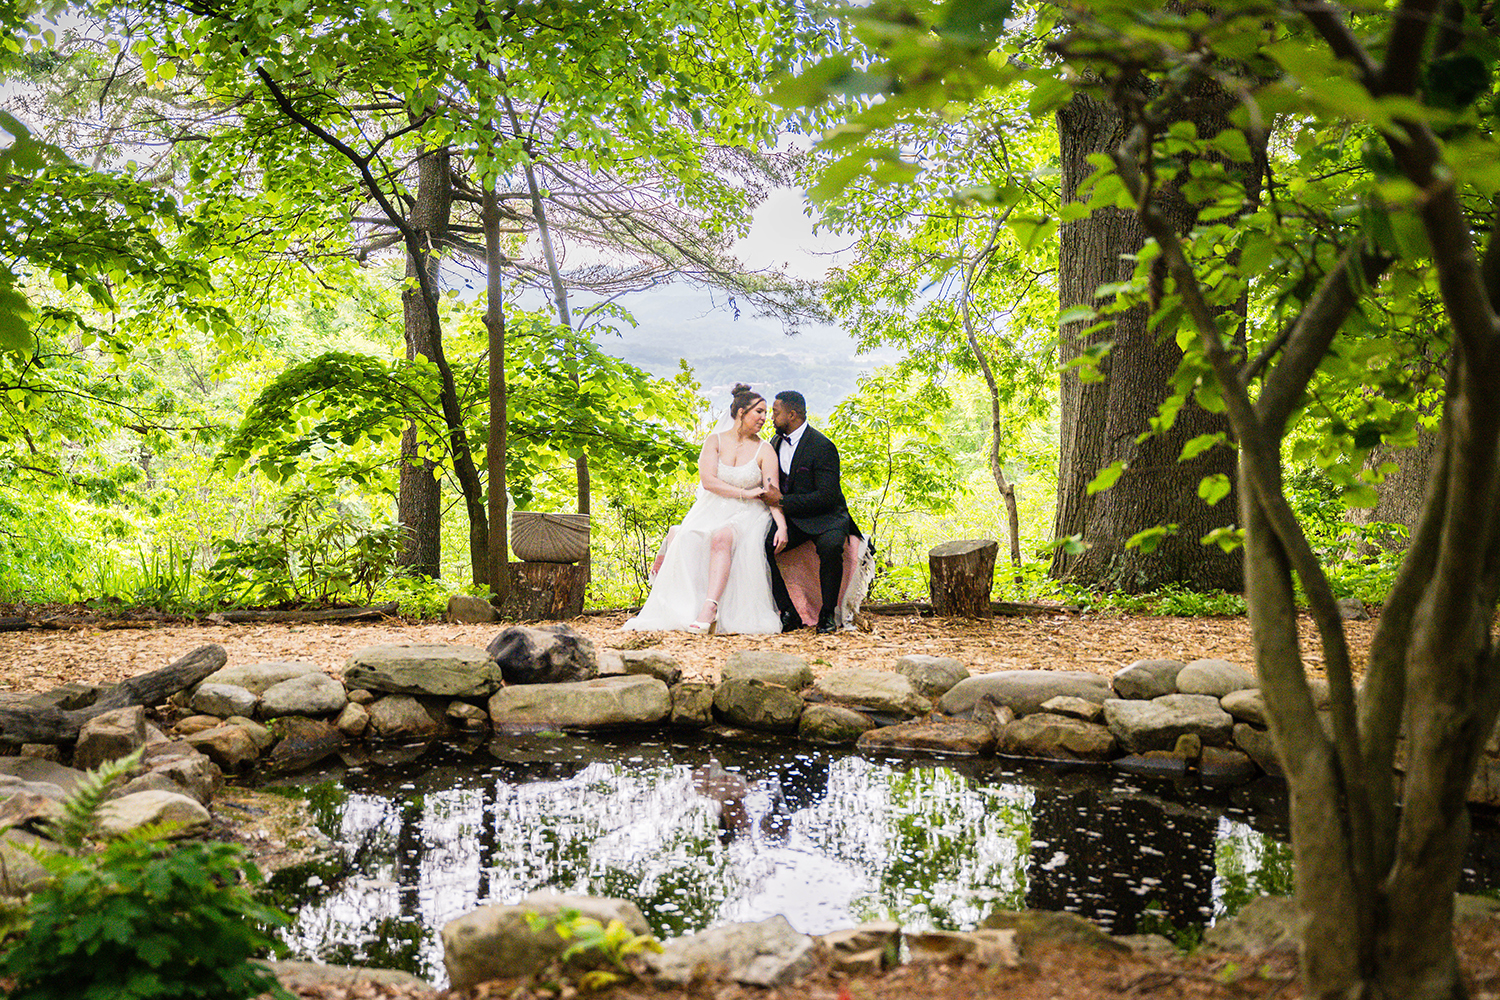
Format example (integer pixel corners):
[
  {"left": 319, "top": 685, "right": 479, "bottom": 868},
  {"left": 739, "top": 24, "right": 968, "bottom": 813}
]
[{"left": 0, "top": 749, "right": 293, "bottom": 1000}]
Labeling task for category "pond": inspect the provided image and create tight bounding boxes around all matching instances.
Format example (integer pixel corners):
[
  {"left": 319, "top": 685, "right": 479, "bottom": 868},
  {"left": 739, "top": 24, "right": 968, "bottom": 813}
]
[{"left": 260, "top": 733, "right": 1500, "bottom": 988}]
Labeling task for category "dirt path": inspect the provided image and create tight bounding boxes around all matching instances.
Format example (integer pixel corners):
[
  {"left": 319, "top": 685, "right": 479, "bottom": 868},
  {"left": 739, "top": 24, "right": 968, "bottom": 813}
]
[{"left": 0, "top": 609, "right": 1374, "bottom": 692}]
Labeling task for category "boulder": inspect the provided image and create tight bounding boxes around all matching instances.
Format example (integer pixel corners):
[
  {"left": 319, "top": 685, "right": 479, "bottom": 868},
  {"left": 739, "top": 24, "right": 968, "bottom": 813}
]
[
  {"left": 442, "top": 892, "right": 650, "bottom": 991},
  {"left": 1221, "top": 688, "right": 1267, "bottom": 726},
  {"left": 1337, "top": 596, "right": 1368, "bottom": 620},
  {"left": 649, "top": 914, "right": 815, "bottom": 987},
  {"left": 721, "top": 651, "right": 813, "bottom": 691},
  {"left": 365, "top": 695, "right": 448, "bottom": 740},
  {"left": 224, "top": 716, "right": 274, "bottom": 751},
  {"left": 261, "top": 672, "right": 348, "bottom": 719},
  {"left": 670, "top": 682, "right": 715, "bottom": 728},
  {"left": 0, "top": 758, "right": 83, "bottom": 796},
  {"left": 263, "top": 717, "right": 348, "bottom": 773},
  {"left": 906, "top": 929, "right": 1020, "bottom": 967},
  {"left": 819, "top": 922, "right": 901, "bottom": 975},
  {"left": 96, "top": 789, "right": 211, "bottom": 839},
  {"left": 1040, "top": 695, "right": 1103, "bottom": 722},
  {"left": 260, "top": 960, "right": 434, "bottom": 995},
  {"left": 1234, "top": 723, "right": 1281, "bottom": 776},
  {"left": 996, "top": 713, "right": 1117, "bottom": 761},
  {"left": 712, "top": 678, "right": 804, "bottom": 732},
  {"left": 620, "top": 650, "right": 682, "bottom": 686},
  {"left": 446, "top": 594, "right": 498, "bottom": 624},
  {"left": 894, "top": 655, "right": 970, "bottom": 699},
  {"left": 191, "top": 683, "right": 258, "bottom": 719},
  {"left": 800, "top": 704, "right": 876, "bottom": 743},
  {"left": 1176, "top": 658, "right": 1256, "bottom": 697},
  {"left": 1103, "top": 694, "right": 1234, "bottom": 753},
  {"left": 1200, "top": 746, "right": 1259, "bottom": 785},
  {"left": 185, "top": 724, "right": 262, "bottom": 773},
  {"left": 74, "top": 706, "right": 148, "bottom": 773},
  {"left": 200, "top": 661, "right": 322, "bottom": 696},
  {"left": 1111, "top": 659, "right": 1187, "bottom": 700},
  {"left": 0, "top": 790, "right": 62, "bottom": 833},
  {"left": 1201, "top": 896, "right": 1300, "bottom": 955},
  {"left": 335, "top": 702, "right": 370, "bottom": 737},
  {"left": 0, "top": 829, "right": 56, "bottom": 895},
  {"left": 857, "top": 719, "right": 995, "bottom": 755},
  {"left": 173, "top": 715, "right": 224, "bottom": 736},
  {"left": 446, "top": 702, "right": 489, "bottom": 731},
  {"left": 488, "top": 676, "right": 670, "bottom": 730},
  {"left": 939, "top": 671, "right": 1112, "bottom": 718},
  {"left": 811, "top": 669, "right": 930, "bottom": 717},
  {"left": 136, "top": 742, "right": 221, "bottom": 805},
  {"left": 345, "top": 644, "right": 501, "bottom": 698},
  {"left": 487, "top": 625, "right": 597, "bottom": 686},
  {"left": 981, "top": 909, "right": 1128, "bottom": 953}
]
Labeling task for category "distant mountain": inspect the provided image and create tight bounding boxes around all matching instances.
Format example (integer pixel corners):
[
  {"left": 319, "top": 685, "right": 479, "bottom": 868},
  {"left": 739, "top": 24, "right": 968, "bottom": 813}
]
[{"left": 587, "top": 285, "right": 897, "bottom": 417}]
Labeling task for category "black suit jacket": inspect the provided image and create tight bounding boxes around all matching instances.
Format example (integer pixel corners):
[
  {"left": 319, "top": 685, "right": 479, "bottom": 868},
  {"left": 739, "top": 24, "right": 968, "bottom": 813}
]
[{"left": 773, "top": 425, "right": 862, "bottom": 538}]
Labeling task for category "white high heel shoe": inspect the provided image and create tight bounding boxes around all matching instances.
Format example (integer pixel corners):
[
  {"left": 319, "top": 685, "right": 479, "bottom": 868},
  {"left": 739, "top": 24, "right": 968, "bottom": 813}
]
[{"left": 686, "top": 599, "right": 719, "bottom": 636}]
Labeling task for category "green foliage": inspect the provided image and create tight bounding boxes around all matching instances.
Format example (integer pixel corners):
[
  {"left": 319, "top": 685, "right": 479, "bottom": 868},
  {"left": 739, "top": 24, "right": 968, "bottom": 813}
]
[
  {"left": 522, "top": 907, "right": 662, "bottom": 992},
  {"left": 0, "top": 749, "right": 291, "bottom": 1000},
  {"left": 203, "top": 487, "right": 405, "bottom": 606}
]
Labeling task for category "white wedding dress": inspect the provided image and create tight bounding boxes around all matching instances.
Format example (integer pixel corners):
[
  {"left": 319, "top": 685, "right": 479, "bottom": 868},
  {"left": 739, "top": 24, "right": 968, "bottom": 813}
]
[{"left": 623, "top": 457, "right": 782, "bottom": 635}]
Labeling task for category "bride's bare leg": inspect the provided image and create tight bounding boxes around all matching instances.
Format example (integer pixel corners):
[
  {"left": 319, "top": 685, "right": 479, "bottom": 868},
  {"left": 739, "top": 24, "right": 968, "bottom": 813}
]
[
  {"left": 696, "top": 526, "right": 734, "bottom": 623},
  {"left": 650, "top": 527, "right": 679, "bottom": 578}
]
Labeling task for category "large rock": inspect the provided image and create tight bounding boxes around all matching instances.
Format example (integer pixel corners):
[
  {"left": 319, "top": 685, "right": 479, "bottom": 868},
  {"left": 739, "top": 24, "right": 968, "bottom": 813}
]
[
  {"left": 487, "top": 625, "right": 597, "bottom": 686},
  {"left": 819, "top": 922, "right": 901, "bottom": 975},
  {"left": 939, "top": 671, "right": 1112, "bottom": 718},
  {"left": 74, "top": 706, "right": 148, "bottom": 773},
  {"left": 980, "top": 909, "right": 1128, "bottom": 953},
  {"left": 1221, "top": 689, "right": 1268, "bottom": 726},
  {"left": 263, "top": 717, "right": 348, "bottom": 773},
  {"left": 649, "top": 914, "right": 815, "bottom": 988},
  {"left": 721, "top": 651, "right": 813, "bottom": 691},
  {"left": 344, "top": 644, "right": 501, "bottom": 698},
  {"left": 260, "top": 672, "right": 348, "bottom": 718},
  {"left": 445, "top": 594, "right": 498, "bottom": 624},
  {"left": 96, "top": 790, "right": 211, "bottom": 839},
  {"left": 670, "top": 682, "right": 715, "bottom": 727},
  {"left": 906, "top": 929, "right": 1020, "bottom": 967},
  {"left": 191, "top": 683, "right": 258, "bottom": 719},
  {"left": 712, "top": 678, "right": 804, "bottom": 732},
  {"left": 0, "top": 758, "right": 83, "bottom": 796},
  {"left": 811, "top": 669, "right": 930, "bottom": 717},
  {"left": 261, "top": 960, "right": 434, "bottom": 995},
  {"left": 1104, "top": 695, "right": 1234, "bottom": 753},
  {"left": 442, "top": 892, "right": 649, "bottom": 991},
  {"left": 895, "top": 655, "right": 970, "bottom": 699},
  {"left": 1111, "top": 659, "right": 1187, "bottom": 700},
  {"left": 858, "top": 719, "right": 994, "bottom": 755},
  {"left": 0, "top": 829, "right": 57, "bottom": 895},
  {"left": 134, "top": 742, "right": 221, "bottom": 805},
  {"left": 488, "top": 676, "right": 670, "bottom": 730},
  {"left": 1234, "top": 723, "right": 1281, "bottom": 776},
  {"left": 996, "top": 713, "right": 1117, "bottom": 761},
  {"left": 365, "top": 695, "right": 448, "bottom": 740},
  {"left": 800, "top": 704, "right": 876, "bottom": 743},
  {"left": 185, "top": 724, "right": 263, "bottom": 773},
  {"left": 620, "top": 650, "right": 682, "bottom": 686},
  {"left": 200, "top": 661, "right": 322, "bottom": 696},
  {"left": 1201, "top": 896, "right": 1300, "bottom": 955},
  {"left": 1176, "top": 658, "right": 1256, "bottom": 697}
]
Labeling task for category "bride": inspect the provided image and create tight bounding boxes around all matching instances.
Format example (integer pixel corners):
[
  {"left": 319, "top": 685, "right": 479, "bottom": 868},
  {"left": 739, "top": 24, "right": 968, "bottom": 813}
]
[{"left": 624, "top": 384, "right": 785, "bottom": 635}]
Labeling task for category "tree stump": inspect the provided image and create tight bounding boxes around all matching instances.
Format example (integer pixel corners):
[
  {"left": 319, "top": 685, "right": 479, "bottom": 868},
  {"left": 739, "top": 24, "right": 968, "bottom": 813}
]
[
  {"left": 929, "top": 539, "right": 999, "bottom": 619},
  {"left": 501, "top": 561, "right": 587, "bottom": 621}
]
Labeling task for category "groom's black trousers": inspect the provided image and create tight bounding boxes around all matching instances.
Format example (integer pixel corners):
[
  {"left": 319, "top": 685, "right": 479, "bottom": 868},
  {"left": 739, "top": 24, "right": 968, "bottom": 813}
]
[{"left": 766, "top": 521, "right": 847, "bottom": 624}]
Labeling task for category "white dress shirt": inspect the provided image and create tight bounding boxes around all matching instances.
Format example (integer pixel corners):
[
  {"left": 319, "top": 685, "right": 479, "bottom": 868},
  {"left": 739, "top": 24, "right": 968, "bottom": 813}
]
[{"left": 778, "top": 423, "right": 808, "bottom": 475}]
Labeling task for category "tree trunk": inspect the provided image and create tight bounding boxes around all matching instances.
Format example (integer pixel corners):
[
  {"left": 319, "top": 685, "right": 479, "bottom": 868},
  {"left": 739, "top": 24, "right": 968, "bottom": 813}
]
[
  {"left": 483, "top": 183, "right": 509, "bottom": 605},
  {"left": 1050, "top": 92, "right": 1245, "bottom": 593},
  {"left": 501, "top": 561, "right": 587, "bottom": 620},
  {"left": 928, "top": 539, "right": 998, "bottom": 618},
  {"left": 1348, "top": 422, "right": 1441, "bottom": 554},
  {"left": 397, "top": 146, "right": 451, "bottom": 579}
]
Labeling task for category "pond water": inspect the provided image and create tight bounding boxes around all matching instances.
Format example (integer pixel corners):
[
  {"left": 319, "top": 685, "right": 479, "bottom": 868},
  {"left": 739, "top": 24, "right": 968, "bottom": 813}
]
[{"left": 261, "top": 733, "right": 1500, "bottom": 988}]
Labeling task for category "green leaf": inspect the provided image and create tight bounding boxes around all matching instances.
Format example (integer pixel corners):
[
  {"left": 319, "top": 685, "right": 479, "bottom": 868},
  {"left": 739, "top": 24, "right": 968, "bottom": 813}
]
[
  {"left": 1086, "top": 460, "right": 1125, "bottom": 495},
  {"left": 1179, "top": 432, "right": 1225, "bottom": 463},
  {"left": 1198, "top": 473, "right": 1231, "bottom": 506}
]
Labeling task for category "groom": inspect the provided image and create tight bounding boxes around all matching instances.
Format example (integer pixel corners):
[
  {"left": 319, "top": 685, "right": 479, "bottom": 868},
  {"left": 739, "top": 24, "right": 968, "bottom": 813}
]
[{"left": 765, "top": 390, "right": 862, "bottom": 634}]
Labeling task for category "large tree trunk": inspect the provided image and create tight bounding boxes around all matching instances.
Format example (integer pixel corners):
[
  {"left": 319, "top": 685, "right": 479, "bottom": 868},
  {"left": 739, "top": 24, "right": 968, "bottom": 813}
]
[
  {"left": 1050, "top": 92, "right": 1245, "bottom": 593},
  {"left": 1348, "top": 423, "right": 1442, "bottom": 554},
  {"left": 397, "top": 146, "right": 451, "bottom": 579}
]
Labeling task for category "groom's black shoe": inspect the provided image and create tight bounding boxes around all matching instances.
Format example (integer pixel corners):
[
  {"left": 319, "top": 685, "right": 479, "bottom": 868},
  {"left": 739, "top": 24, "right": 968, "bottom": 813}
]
[
  {"left": 779, "top": 610, "right": 804, "bottom": 633},
  {"left": 816, "top": 612, "right": 836, "bottom": 634}
]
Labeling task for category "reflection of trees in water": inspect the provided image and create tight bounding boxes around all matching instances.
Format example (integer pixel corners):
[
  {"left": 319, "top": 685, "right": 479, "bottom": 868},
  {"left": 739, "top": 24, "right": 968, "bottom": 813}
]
[
  {"left": 1214, "top": 823, "right": 1295, "bottom": 919},
  {"left": 1026, "top": 785, "right": 1216, "bottom": 936},
  {"left": 806, "top": 760, "right": 1029, "bottom": 930}
]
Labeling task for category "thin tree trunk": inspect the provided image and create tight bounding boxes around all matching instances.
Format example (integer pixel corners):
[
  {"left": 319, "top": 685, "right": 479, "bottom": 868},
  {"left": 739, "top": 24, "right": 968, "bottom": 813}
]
[{"left": 483, "top": 182, "right": 509, "bottom": 605}]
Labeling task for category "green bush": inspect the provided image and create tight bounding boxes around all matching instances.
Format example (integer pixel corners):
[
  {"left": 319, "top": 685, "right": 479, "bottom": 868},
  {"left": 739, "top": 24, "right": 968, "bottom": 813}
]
[{"left": 0, "top": 753, "right": 292, "bottom": 1000}]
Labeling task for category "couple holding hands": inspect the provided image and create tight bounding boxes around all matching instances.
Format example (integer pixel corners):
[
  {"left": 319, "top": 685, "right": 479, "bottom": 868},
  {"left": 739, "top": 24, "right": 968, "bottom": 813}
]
[{"left": 624, "top": 384, "right": 866, "bottom": 636}]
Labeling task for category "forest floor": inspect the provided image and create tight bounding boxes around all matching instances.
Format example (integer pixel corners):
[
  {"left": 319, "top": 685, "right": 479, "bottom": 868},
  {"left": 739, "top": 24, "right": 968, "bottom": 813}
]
[{"left": 6, "top": 604, "right": 1479, "bottom": 1000}]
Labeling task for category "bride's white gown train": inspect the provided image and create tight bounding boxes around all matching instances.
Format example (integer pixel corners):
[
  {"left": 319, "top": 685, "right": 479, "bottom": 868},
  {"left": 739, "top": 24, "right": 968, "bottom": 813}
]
[{"left": 623, "top": 458, "right": 781, "bottom": 635}]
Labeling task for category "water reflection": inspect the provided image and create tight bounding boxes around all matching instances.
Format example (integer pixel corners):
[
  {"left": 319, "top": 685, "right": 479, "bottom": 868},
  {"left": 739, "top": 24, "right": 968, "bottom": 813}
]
[{"left": 259, "top": 735, "right": 1499, "bottom": 987}]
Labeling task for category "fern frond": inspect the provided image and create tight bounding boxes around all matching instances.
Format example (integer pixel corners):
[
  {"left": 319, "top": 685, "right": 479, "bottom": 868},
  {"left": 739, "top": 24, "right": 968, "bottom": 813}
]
[{"left": 42, "top": 747, "right": 145, "bottom": 850}]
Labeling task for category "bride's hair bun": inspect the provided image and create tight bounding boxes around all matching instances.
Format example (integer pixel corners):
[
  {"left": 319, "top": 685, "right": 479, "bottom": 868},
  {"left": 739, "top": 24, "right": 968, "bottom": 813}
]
[
  {"left": 732, "top": 382, "right": 752, "bottom": 395},
  {"left": 728, "top": 382, "right": 763, "bottom": 419}
]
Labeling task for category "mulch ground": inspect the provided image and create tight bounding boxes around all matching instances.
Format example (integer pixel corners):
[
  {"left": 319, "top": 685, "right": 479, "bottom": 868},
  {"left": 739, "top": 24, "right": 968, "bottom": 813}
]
[{"left": 0, "top": 605, "right": 1437, "bottom": 1000}]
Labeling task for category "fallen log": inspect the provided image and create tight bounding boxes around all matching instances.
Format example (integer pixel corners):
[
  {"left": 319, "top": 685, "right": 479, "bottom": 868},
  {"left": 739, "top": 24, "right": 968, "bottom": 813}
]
[
  {"left": 0, "top": 617, "right": 30, "bottom": 632},
  {"left": 202, "top": 602, "right": 399, "bottom": 624},
  {"left": 0, "top": 643, "right": 227, "bottom": 744}
]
